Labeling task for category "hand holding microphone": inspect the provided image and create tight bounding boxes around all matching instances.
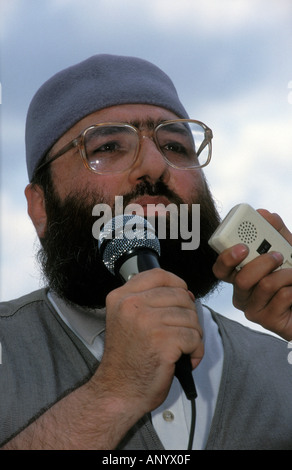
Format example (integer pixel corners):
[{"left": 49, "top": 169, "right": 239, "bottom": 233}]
[{"left": 98, "top": 215, "right": 201, "bottom": 402}]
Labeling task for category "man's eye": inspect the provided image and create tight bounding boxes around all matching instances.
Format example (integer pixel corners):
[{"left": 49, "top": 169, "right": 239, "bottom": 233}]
[
  {"left": 94, "top": 141, "right": 119, "bottom": 153},
  {"left": 164, "top": 142, "right": 187, "bottom": 154},
  {"left": 87, "top": 140, "right": 122, "bottom": 157}
]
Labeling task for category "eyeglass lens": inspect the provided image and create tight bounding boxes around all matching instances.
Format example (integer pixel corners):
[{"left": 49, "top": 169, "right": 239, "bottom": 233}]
[
  {"left": 84, "top": 122, "right": 209, "bottom": 173},
  {"left": 85, "top": 125, "right": 137, "bottom": 173}
]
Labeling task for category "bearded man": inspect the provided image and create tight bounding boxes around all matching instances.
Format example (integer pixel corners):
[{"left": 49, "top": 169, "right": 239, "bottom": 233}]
[{"left": 1, "top": 54, "right": 292, "bottom": 450}]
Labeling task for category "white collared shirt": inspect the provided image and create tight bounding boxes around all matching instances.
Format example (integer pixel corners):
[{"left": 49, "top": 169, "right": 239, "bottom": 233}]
[{"left": 48, "top": 291, "right": 223, "bottom": 450}]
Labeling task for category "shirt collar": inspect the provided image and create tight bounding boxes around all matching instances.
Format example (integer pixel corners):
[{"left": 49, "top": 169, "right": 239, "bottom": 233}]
[{"left": 48, "top": 290, "right": 106, "bottom": 345}]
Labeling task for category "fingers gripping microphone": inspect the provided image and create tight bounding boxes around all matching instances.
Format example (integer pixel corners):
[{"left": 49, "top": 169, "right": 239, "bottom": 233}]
[{"left": 98, "top": 214, "right": 197, "bottom": 401}]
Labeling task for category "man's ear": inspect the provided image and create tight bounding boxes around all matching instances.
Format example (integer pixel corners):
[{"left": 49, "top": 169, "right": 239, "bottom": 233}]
[{"left": 24, "top": 184, "right": 47, "bottom": 238}]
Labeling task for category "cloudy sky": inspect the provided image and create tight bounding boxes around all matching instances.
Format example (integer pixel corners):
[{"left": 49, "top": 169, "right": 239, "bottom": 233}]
[{"left": 1, "top": 0, "right": 291, "bottom": 332}]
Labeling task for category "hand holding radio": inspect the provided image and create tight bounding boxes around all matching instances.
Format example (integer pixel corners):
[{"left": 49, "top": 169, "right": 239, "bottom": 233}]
[{"left": 210, "top": 204, "right": 292, "bottom": 340}]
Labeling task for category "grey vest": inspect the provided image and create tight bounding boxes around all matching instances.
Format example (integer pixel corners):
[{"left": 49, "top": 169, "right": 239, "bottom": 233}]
[{"left": 1, "top": 289, "right": 292, "bottom": 449}]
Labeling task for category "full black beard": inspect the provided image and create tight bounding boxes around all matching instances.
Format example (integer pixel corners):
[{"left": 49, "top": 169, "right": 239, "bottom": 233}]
[{"left": 38, "top": 178, "right": 221, "bottom": 308}]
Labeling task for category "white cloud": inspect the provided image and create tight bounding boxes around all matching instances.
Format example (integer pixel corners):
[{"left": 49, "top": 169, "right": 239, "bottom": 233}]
[
  {"left": 0, "top": 0, "right": 17, "bottom": 39},
  {"left": 148, "top": 0, "right": 292, "bottom": 35},
  {"left": 206, "top": 113, "right": 292, "bottom": 228},
  {"left": 191, "top": 77, "right": 292, "bottom": 234},
  {"left": 41, "top": 0, "right": 292, "bottom": 43}
]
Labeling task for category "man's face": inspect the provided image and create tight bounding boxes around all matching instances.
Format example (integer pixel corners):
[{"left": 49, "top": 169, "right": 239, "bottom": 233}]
[
  {"left": 48, "top": 104, "right": 209, "bottom": 207},
  {"left": 37, "top": 104, "right": 221, "bottom": 307}
]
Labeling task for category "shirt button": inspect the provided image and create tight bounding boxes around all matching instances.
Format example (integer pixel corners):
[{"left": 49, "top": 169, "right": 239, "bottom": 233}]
[{"left": 162, "top": 410, "right": 175, "bottom": 422}]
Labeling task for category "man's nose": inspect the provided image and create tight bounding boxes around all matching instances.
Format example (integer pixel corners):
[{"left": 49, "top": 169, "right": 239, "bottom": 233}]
[{"left": 128, "top": 136, "right": 170, "bottom": 185}]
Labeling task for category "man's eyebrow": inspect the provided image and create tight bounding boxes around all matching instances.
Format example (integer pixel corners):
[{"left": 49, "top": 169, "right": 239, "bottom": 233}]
[{"left": 128, "top": 117, "right": 166, "bottom": 130}]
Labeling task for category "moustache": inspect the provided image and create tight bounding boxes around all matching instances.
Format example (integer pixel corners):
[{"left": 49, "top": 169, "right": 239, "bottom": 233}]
[{"left": 118, "top": 179, "right": 185, "bottom": 210}]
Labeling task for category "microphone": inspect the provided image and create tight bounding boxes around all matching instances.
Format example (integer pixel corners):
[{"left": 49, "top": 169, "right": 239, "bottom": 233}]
[{"left": 98, "top": 214, "right": 197, "bottom": 401}]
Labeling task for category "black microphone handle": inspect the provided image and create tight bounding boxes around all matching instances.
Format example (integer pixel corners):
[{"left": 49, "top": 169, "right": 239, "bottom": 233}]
[
  {"left": 116, "top": 248, "right": 197, "bottom": 401},
  {"left": 175, "top": 354, "right": 197, "bottom": 400}
]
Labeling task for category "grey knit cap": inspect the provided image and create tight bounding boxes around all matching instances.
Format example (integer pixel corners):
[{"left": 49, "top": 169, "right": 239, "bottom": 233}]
[{"left": 25, "top": 54, "right": 189, "bottom": 181}]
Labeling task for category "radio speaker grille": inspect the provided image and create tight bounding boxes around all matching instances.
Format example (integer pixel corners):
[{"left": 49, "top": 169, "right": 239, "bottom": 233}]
[{"left": 237, "top": 220, "right": 258, "bottom": 244}]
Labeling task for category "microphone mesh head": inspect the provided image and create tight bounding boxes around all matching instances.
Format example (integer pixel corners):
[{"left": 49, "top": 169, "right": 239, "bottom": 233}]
[{"left": 98, "top": 215, "right": 161, "bottom": 274}]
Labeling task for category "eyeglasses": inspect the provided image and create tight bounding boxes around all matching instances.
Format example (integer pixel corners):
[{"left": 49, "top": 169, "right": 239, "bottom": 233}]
[{"left": 35, "top": 119, "right": 213, "bottom": 176}]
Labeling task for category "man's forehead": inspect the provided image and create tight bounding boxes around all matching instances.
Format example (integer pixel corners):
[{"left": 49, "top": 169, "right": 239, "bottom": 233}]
[{"left": 55, "top": 104, "right": 179, "bottom": 145}]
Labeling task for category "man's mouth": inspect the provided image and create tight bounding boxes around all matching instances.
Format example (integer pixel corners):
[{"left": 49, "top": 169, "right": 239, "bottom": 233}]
[{"left": 126, "top": 195, "right": 173, "bottom": 216}]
